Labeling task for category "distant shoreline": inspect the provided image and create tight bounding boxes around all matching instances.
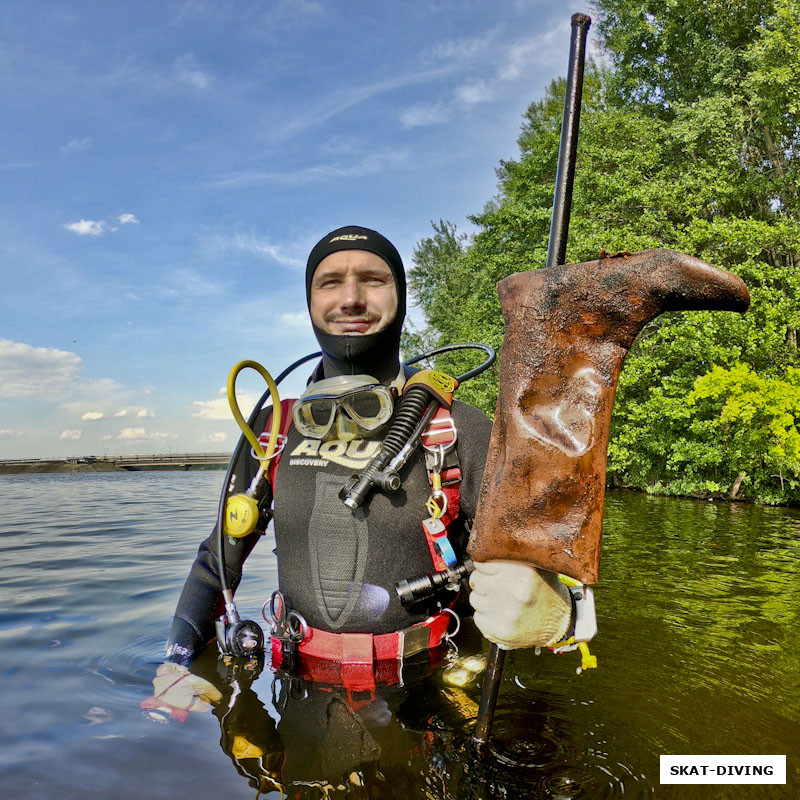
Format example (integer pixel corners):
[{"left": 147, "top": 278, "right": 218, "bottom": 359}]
[
  {"left": 0, "top": 457, "right": 229, "bottom": 475},
  {"left": 0, "top": 460, "right": 125, "bottom": 475}
]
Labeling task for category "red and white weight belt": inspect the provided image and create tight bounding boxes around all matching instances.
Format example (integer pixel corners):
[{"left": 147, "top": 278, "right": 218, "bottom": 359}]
[{"left": 270, "top": 611, "right": 451, "bottom": 669}]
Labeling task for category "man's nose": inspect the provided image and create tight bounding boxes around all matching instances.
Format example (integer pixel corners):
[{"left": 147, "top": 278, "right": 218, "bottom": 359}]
[{"left": 339, "top": 277, "right": 366, "bottom": 309}]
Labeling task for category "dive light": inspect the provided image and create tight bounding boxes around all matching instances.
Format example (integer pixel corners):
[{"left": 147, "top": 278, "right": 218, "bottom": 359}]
[{"left": 395, "top": 558, "right": 474, "bottom": 607}]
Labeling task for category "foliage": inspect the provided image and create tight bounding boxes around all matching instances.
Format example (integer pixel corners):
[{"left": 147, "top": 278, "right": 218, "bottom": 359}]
[
  {"left": 408, "top": 0, "right": 800, "bottom": 504},
  {"left": 685, "top": 364, "right": 800, "bottom": 502}
]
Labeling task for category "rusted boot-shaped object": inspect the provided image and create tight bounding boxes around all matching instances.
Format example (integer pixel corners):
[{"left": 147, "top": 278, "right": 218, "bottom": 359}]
[{"left": 468, "top": 249, "right": 750, "bottom": 584}]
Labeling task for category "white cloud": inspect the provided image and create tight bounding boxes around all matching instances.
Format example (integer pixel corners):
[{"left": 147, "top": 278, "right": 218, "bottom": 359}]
[
  {"left": 64, "top": 219, "right": 107, "bottom": 236},
  {"left": 60, "top": 137, "right": 93, "bottom": 155},
  {"left": 160, "top": 268, "right": 226, "bottom": 300},
  {"left": 399, "top": 103, "right": 450, "bottom": 129},
  {"left": 0, "top": 429, "right": 17, "bottom": 440},
  {"left": 0, "top": 162, "right": 37, "bottom": 171},
  {"left": 420, "top": 29, "right": 498, "bottom": 66},
  {"left": 65, "top": 214, "right": 140, "bottom": 236},
  {"left": 456, "top": 80, "right": 491, "bottom": 105},
  {"left": 148, "top": 431, "right": 178, "bottom": 441},
  {"left": 173, "top": 55, "right": 212, "bottom": 89},
  {"left": 81, "top": 411, "right": 104, "bottom": 421},
  {"left": 57, "top": 378, "right": 124, "bottom": 413},
  {"left": 398, "top": 22, "right": 572, "bottom": 123},
  {"left": 200, "top": 432, "right": 229, "bottom": 444},
  {"left": 191, "top": 388, "right": 255, "bottom": 420},
  {"left": 215, "top": 148, "right": 409, "bottom": 188},
  {"left": 113, "top": 409, "right": 129, "bottom": 417},
  {"left": 136, "top": 409, "right": 155, "bottom": 418},
  {"left": 118, "top": 427, "right": 176, "bottom": 442},
  {"left": 60, "top": 429, "right": 82, "bottom": 440},
  {"left": 119, "top": 427, "right": 146, "bottom": 441},
  {"left": 190, "top": 398, "right": 234, "bottom": 421},
  {"left": 257, "top": 0, "right": 325, "bottom": 37},
  {"left": 497, "top": 24, "right": 567, "bottom": 82},
  {"left": 103, "top": 55, "right": 213, "bottom": 93},
  {"left": 279, "top": 311, "right": 309, "bottom": 328},
  {"left": 0, "top": 339, "right": 82, "bottom": 398},
  {"left": 218, "top": 231, "right": 306, "bottom": 269}
]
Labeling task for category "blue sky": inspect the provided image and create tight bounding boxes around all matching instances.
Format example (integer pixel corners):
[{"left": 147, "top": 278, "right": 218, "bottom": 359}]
[{"left": 1, "top": 0, "right": 601, "bottom": 459}]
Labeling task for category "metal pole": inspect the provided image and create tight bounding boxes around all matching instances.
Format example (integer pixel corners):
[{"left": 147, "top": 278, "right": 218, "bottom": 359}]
[
  {"left": 473, "top": 644, "right": 506, "bottom": 751},
  {"left": 546, "top": 13, "right": 591, "bottom": 269},
  {"left": 473, "top": 12, "right": 591, "bottom": 752}
]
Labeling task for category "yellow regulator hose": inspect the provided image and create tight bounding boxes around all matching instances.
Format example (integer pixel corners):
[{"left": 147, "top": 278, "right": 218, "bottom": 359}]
[
  {"left": 223, "top": 360, "right": 281, "bottom": 538},
  {"left": 227, "top": 360, "right": 281, "bottom": 470}
]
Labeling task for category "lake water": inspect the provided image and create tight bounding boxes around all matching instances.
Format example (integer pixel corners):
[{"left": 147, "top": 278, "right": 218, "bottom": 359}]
[{"left": 1, "top": 471, "right": 798, "bottom": 798}]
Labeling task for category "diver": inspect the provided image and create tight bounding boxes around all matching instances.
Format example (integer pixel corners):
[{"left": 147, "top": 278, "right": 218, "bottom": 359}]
[{"left": 144, "top": 225, "right": 575, "bottom": 719}]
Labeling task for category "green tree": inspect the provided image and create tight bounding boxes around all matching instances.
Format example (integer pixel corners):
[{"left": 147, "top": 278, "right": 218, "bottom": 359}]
[
  {"left": 685, "top": 364, "right": 800, "bottom": 502},
  {"left": 409, "top": 0, "right": 800, "bottom": 503}
]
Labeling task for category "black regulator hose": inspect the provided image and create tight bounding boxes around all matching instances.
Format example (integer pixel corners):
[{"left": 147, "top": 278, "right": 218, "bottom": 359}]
[
  {"left": 339, "top": 383, "right": 433, "bottom": 510},
  {"left": 404, "top": 342, "right": 496, "bottom": 384},
  {"left": 340, "top": 343, "right": 496, "bottom": 512}
]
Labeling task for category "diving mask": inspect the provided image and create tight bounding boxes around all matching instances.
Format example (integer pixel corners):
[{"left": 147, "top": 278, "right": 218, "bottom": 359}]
[{"left": 293, "top": 374, "right": 397, "bottom": 442}]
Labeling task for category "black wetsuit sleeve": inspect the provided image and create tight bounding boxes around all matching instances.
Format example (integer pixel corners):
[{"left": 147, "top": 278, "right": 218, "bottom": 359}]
[
  {"left": 166, "top": 408, "right": 272, "bottom": 664},
  {"left": 166, "top": 525, "right": 263, "bottom": 663}
]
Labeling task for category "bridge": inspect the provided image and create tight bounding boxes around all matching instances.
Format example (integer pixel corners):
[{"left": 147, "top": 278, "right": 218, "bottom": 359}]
[
  {"left": 105, "top": 452, "right": 231, "bottom": 470},
  {"left": 0, "top": 453, "right": 231, "bottom": 472}
]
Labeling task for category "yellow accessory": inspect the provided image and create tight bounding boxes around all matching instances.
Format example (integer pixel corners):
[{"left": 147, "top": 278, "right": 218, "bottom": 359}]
[
  {"left": 551, "top": 573, "right": 598, "bottom": 671},
  {"left": 227, "top": 360, "right": 281, "bottom": 469},
  {"left": 223, "top": 360, "right": 281, "bottom": 538},
  {"left": 425, "top": 469, "right": 446, "bottom": 520},
  {"left": 224, "top": 494, "right": 260, "bottom": 538},
  {"left": 404, "top": 369, "right": 458, "bottom": 406},
  {"left": 231, "top": 735, "right": 265, "bottom": 760},
  {"left": 578, "top": 641, "right": 597, "bottom": 670}
]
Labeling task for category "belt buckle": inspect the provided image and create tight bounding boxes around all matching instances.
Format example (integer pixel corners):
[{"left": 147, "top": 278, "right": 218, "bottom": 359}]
[{"left": 398, "top": 624, "right": 430, "bottom": 659}]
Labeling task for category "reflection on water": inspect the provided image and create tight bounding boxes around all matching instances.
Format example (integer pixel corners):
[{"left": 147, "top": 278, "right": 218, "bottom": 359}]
[{"left": 1, "top": 473, "right": 798, "bottom": 798}]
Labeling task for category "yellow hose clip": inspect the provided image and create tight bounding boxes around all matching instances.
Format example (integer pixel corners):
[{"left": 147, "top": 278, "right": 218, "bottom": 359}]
[
  {"left": 551, "top": 573, "right": 598, "bottom": 671},
  {"left": 425, "top": 470, "right": 448, "bottom": 520},
  {"left": 578, "top": 642, "right": 597, "bottom": 671}
]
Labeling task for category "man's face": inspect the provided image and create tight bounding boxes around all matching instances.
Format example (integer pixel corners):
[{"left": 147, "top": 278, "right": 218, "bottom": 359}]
[{"left": 309, "top": 250, "right": 398, "bottom": 336}]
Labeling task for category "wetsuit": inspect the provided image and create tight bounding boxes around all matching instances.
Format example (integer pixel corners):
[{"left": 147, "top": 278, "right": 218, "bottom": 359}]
[{"left": 167, "top": 395, "right": 492, "bottom": 663}]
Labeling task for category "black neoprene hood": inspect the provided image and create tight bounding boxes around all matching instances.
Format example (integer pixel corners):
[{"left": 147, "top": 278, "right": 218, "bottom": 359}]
[{"left": 305, "top": 225, "right": 406, "bottom": 383}]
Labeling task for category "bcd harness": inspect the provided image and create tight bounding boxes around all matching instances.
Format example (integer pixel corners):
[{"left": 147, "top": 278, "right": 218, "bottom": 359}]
[{"left": 258, "top": 392, "right": 464, "bottom": 690}]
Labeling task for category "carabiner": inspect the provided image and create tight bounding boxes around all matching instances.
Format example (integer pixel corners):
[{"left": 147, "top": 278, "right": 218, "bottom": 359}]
[{"left": 426, "top": 491, "right": 448, "bottom": 520}]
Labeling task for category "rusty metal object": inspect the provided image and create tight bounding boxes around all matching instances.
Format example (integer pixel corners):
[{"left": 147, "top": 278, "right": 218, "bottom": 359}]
[{"left": 468, "top": 249, "right": 750, "bottom": 584}]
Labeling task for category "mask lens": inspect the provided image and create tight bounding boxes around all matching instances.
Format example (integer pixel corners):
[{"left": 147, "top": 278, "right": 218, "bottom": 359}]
[
  {"left": 347, "top": 391, "right": 383, "bottom": 419},
  {"left": 342, "top": 387, "right": 393, "bottom": 430},
  {"left": 294, "top": 399, "right": 335, "bottom": 437}
]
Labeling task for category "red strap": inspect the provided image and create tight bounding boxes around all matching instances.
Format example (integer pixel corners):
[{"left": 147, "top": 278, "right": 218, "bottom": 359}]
[
  {"left": 421, "top": 406, "right": 457, "bottom": 449},
  {"left": 439, "top": 467, "right": 461, "bottom": 528},
  {"left": 271, "top": 612, "right": 451, "bottom": 674},
  {"left": 262, "top": 398, "right": 296, "bottom": 488},
  {"left": 423, "top": 408, "right": 461, "bottom": 528}
]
